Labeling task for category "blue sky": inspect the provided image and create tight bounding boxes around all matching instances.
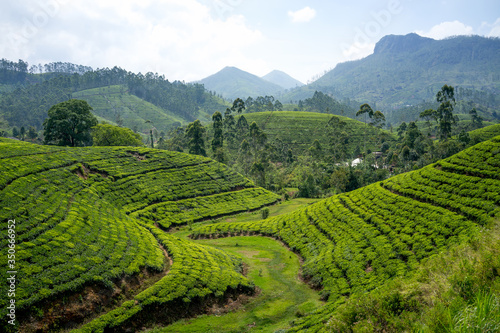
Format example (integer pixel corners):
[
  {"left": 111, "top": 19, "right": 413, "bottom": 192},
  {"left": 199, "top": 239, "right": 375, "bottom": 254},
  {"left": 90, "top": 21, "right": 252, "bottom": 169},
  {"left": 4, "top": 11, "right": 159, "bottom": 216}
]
[{"left": 1, "top": 0, "right": 499, "bottom": 83}]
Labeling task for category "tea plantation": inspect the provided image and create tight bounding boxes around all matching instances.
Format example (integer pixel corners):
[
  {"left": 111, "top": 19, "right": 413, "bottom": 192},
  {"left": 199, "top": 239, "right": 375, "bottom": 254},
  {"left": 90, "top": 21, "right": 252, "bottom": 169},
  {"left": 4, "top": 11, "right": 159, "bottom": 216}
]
[
  {"left": 0, "top": 138, "right": 279, "bottom": 332},
  {"left": 192, "top": 136, "right": 500, "bottom": 331}
]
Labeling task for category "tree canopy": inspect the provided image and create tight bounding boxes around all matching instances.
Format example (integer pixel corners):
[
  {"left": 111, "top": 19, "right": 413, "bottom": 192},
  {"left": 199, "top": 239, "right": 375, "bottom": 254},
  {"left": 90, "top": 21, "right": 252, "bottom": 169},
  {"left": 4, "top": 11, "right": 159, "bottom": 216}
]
[
  {"left": 91, "top": 123, "right": 143, "bottom": 147},
  {"left": 43, "top": 99, "right": 98, "bottom": 147},
  {"left": 186, "top": 119, "right": 206, "bottom": 157}
]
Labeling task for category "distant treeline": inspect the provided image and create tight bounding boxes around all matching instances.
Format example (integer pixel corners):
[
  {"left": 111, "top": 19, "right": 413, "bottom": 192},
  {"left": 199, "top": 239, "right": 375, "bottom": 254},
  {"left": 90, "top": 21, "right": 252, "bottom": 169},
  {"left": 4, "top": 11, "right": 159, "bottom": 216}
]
[{"left": 0, "top": 60, "right": 210, "bottom": 128}]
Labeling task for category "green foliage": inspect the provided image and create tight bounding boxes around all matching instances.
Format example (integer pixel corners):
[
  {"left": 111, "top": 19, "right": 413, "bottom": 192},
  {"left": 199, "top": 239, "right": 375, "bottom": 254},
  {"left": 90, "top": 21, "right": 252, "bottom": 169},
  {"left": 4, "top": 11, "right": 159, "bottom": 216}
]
[
  {"left": 185, "top": 119, "right": 206, "bottom": 157},
  {"left": 0, "top": 138, "right": 278, "bottom": 330},
  {"left": 261, "top": 207, "right": 270, "bottom": 219},
  {"left": 43, "top": 99, "right": 98, "bottom": 147},
  {"left": 92, "top": 123, "right": 143, "bottom": 147},
  {"left": 302, "top": 34, "right": 500, "bottom": 109},
  {"left": 192, "top": 137, "right": 500, "bottom": 331}
]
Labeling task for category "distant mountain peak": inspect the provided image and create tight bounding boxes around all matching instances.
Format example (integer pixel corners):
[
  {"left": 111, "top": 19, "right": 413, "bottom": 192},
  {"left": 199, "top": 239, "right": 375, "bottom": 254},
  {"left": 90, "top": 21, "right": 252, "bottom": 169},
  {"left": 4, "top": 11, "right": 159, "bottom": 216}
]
[
  {"left": 262, "top": 70, "right": 304, "bottom": 90},
  {"left": 199, "top": 66, "right": 283, "bottom": 100},
  {"left": 374, "top": 33, "right": 435, "bottom": 54}
]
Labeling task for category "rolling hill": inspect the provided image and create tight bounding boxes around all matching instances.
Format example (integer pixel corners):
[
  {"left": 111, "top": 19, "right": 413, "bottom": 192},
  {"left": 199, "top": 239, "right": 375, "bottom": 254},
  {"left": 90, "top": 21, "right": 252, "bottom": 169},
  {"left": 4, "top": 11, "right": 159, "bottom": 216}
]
[
  {"left": 0, "top": 138, "right": 279, "bottom": 332},
  {"left": 286, "top": 34, "right": 500, "bottom": 109},
  {"left": 198, "top": 66, "right": 284, "bottom": 100},
  {"left": 192, "top": 135, "right": 500, "bottom": 331}
]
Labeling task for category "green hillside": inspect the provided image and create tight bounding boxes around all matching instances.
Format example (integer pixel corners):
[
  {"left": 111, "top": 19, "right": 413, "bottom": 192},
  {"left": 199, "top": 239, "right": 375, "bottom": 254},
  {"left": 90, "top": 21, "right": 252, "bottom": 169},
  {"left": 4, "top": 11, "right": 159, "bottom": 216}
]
[
  {"left": 192, "top": 136, "right": 500, "bottom": 331},
  {"left": 0, "top": 139, "right": 279, "bottom": 332},
  {"left": 241, "top": 111, "right": 395, "bottom": 155},
  {"left": 72, "top": 85, "right": 188, "bottom": 134},
  {"left": 306, "top": 34, "right": 500, "bottom": 108},
  {"left": 0, "top": 64, "right": 228, "bottom": 131}
]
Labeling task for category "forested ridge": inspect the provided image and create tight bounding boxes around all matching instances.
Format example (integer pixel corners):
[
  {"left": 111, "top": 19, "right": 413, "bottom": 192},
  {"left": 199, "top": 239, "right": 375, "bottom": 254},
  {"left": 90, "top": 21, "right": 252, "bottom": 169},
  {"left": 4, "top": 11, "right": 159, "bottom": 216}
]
[{"left": 0, "top": 59, "right": 226, "bottom": 131}]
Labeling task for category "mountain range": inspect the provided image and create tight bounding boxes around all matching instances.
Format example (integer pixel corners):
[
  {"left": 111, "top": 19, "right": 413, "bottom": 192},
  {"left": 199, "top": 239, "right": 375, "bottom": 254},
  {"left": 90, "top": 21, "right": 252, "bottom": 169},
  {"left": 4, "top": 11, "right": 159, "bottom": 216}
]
[
  {"left": 198, "top": 66, "right": 303, "bottom": 100},
  {"left": 198, "top": 34, "right": 500, "bottom": 108}
]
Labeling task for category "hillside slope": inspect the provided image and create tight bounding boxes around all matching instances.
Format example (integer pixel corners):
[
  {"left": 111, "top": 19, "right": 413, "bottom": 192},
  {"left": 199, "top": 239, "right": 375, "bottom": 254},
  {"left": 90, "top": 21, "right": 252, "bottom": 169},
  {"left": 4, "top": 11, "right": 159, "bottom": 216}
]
[
  {"left": 0, "top": 139, "right": 279, "bottom": 332},
  {"left": 241, "top": 111, "right": 395, "bottom": 155},
  {"left": 288, "top": 34, "right": 500, "bottom": 108},
  {"left": 72, "top": 85, "right": 187, "bottom": 134},
  {"left": 193, "top": 136, "right": 500, "bottom": 331}
]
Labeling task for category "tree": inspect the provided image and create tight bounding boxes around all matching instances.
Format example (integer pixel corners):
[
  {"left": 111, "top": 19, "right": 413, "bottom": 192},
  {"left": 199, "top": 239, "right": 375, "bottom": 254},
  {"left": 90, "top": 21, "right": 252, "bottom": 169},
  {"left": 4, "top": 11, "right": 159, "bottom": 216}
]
[
  {"left": 356, "top": 103, "right": 374, "bottom": 156},
  {"left": 327, "top": 118, "right": 349, "bottom": 161},
  {"left": 236, "top": 114, "right": 249, "bottom": 138},
  {"left": 419, "top": 108, "right": 438, "bottom": 135},
  {"left": 20, "top": 126, "right": 26, "bottom": 141},
  {"left": 27, "top": 126, "right": 38, "bottom": 140},
  {"left": 185, "top": 120, "right": 206, "bottom": 156},
  {"left": 92, "top": 123, "right": 143, "bottom": 146},
  {"left": 211, "top": 111, "right": 224, "bottom": 162},
  {"left": 274, "top": 100, "right": 283, "bottom": 111},
  {"left": 397, "top": 122, "right": 407, "bottom": 139},
  {"left": 43, "top": 99, "right": 98, "bottom": 146},
  {"left": 469, "top": 107, "right": 483, "bottom": 130},
  {"left": 12, "top": 127, "right": 19, "bottom": 139},
  {"left": 371, "top": 111, "right": 385, "bottom": 129},
  {"left": 249, "top": 121, "right": 266, "bottom": 160},
  {"left": 435, "top": 85, "right": 456, "bottom": 141},
  {"left": 403, "top": 122, "right": 421, "bottom": 149},
  {"left": 231, "top": 98, "right": 246, "bottom": 114},
  {"left": 224, "top": 107, "right": 236, "bottom": 148}
]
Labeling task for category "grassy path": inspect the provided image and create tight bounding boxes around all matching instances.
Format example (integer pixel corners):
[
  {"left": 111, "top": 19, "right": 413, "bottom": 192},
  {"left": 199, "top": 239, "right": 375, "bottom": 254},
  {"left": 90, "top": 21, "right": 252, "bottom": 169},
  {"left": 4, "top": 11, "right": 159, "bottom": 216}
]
[
  {"left": 149, "top": 236, "right": 323, "bottom": 332},
  {"left": 146, "top": 198, "right": 322, "bottom": 332}
]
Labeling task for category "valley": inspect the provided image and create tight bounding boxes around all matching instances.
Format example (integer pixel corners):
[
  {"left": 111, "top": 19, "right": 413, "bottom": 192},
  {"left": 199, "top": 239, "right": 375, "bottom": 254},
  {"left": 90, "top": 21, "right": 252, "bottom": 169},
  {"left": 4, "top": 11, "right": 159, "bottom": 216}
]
[{"left": 0, "top": 32, "right": 499, "bottom": 332}]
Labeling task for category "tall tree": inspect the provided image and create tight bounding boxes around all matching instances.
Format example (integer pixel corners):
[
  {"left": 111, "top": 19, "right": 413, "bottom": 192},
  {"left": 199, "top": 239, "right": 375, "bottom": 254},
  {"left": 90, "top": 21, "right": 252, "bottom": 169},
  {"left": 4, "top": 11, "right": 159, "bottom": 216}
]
[
  {"left": 211, "top": 111, "right": 224, "bottom": 162},
  {"left": 224, "top": 107, "right": 236, "bottom": 148},
  {"left": 356, "top": 103, "right": 374, "bottom": 156},
  {"left": 371, "top": 110, "right": 386, "bottom": 129},
  {"left": 185, "top": 120, "right": 206, "bottom": 156},
  {"left": 469, "top": 107, "right": 483, "bottom": 130},
  {"left": 20, "top": 126, "right": 26, "bottom": 141},
  {"left": 27, "top": 126, "right": 38, "bottom": 140},
  {"left": 231, "top": 98, "right": 246, "bottom": 114},
  {"left": 436, "top": 84, "right": 456, "bottom": 141},
  {"left": 236, "top": 114, "right": 249, "bottom": 138},
  {"left": 43, "top": 99, "right": 98, "bottom": 147}
]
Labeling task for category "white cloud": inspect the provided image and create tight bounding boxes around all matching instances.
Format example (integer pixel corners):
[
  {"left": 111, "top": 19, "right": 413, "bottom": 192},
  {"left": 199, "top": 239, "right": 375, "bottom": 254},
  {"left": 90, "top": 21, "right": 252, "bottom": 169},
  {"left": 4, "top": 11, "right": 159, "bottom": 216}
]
[
  {"left": 480, "top": 17, "right": 500, "bottom": 37},
  {"left": 416, "top": 20, "right": 474, "bottom": 39},
  {"left": 0, "top": 0, "right": 265, "bottom": 81},
  {"left": 340, "top": 42, "right": 375, "bottom": 62},
  {"left": 288, "top": 6, "right": 316, "bottom": 23}
]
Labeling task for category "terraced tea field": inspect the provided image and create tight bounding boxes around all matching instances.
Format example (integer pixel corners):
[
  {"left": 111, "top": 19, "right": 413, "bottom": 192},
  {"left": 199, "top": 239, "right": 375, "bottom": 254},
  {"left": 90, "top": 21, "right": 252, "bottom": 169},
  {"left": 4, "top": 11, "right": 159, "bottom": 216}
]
[
  {"left": 241, "top": 111, "right": 394, "bottom": 154},
  {"left": 192, "top": 136, "right": 500, "bottom": 331},
  {"left": 0, "top": 138, "right": 279, "bottom": 332},
  {"left": 1, "top": 136, "right": 499, "bottom": 332}
]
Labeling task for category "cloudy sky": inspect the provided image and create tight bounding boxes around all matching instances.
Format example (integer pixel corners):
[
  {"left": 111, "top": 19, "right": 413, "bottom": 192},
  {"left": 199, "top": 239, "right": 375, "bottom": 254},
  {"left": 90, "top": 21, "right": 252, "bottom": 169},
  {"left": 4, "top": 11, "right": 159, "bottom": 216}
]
[{"left": 1, "top": 0, "right": 499, "bottom": 83}]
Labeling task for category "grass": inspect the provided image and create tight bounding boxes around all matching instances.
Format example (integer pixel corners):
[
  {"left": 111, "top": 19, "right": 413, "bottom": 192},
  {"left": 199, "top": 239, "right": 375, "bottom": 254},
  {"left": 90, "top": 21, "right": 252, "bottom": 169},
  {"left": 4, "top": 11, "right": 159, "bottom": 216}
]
[
  {"left": 151, "top": 198, "right": 322, "bottom": 332},
  {"left": 148, "top": 236, "right": 323, "bottom": 333}
]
